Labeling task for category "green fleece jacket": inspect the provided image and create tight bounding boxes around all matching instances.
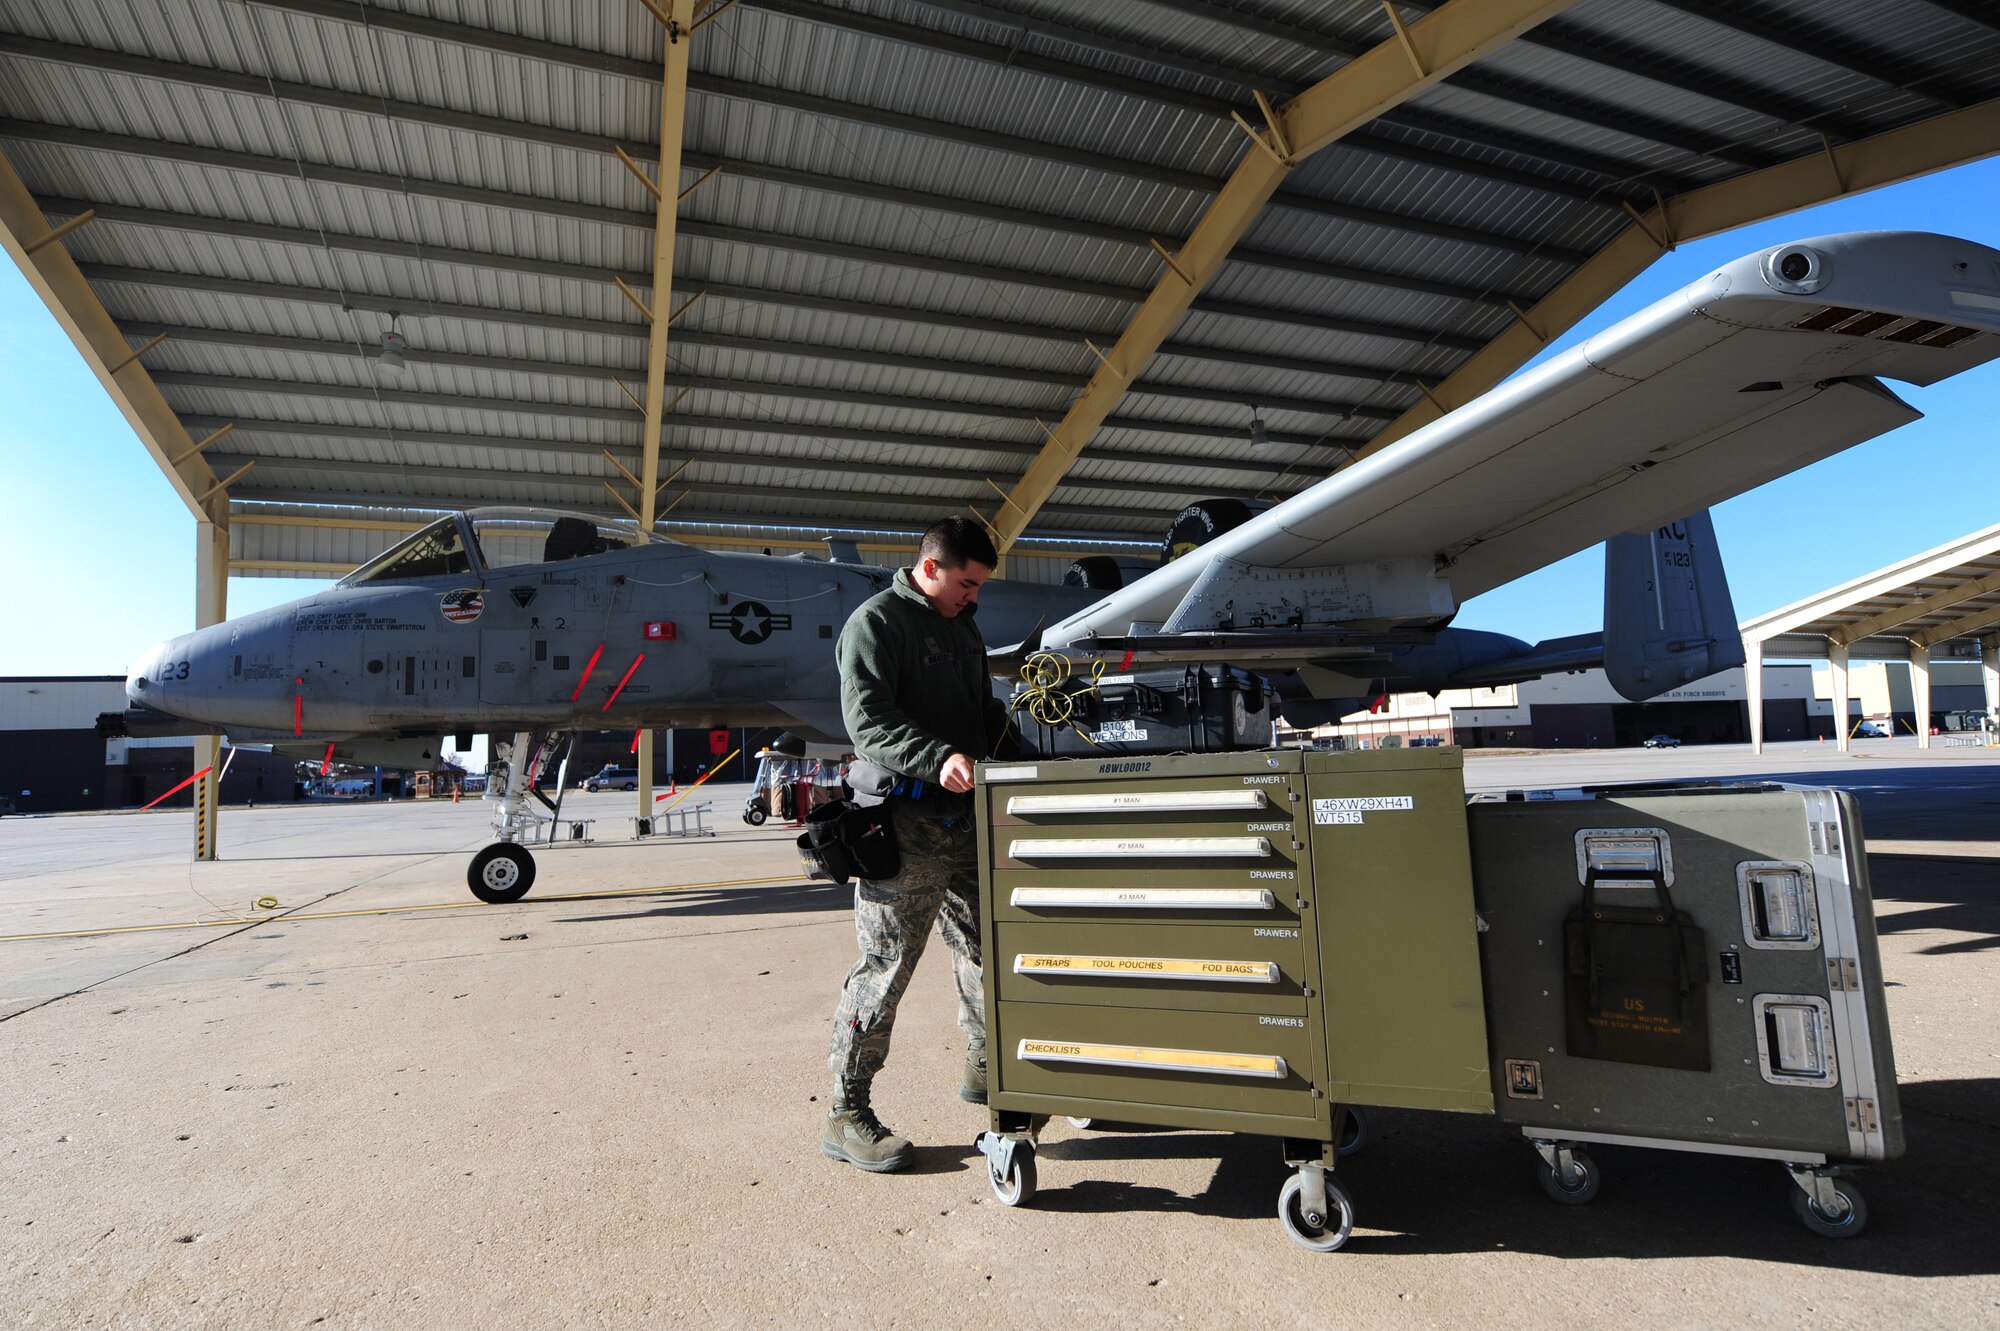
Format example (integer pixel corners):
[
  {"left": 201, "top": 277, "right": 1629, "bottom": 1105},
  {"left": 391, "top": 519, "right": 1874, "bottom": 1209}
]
[{"left": 838, "top": 567, "right": 1005, "bottom": 784}]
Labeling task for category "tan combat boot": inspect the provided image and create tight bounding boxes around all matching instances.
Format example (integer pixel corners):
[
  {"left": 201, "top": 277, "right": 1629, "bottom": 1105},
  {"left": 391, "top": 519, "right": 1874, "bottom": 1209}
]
[
  {"left": 959, "top": 1045, "right": 988, "bottom": 1105},
  {"left": 822, "top": 1078, "right": 915, "bottom": 1173}
]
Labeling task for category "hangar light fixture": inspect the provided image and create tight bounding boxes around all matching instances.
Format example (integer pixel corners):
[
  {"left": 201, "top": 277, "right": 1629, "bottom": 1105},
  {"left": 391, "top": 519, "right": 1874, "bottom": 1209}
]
[
  {"left": 1249, "top": 405, "right": 1273, "bottom": 451},
  {"left": 375, "top": 312, "right": 409, "bottom": 379}
]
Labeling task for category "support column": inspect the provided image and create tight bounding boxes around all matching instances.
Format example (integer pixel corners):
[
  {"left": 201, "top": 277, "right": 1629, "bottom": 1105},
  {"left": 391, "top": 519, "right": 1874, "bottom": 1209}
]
[
  {"left": 1982, "top": 632, "right": 2000, "bottom": 740},
  {"left": 1744, "top": 637, "right": 1765, "bottom": 754},
  {"left": 634, "top": 5, "right": 694, "bottom": 821},
  {"left": 193, "top": 520, "right": 228, "bottom": 860},
  {"left": 1830, "top": 643, "right": 1851, "bottom": 753},
  {"left": 1910, "top": 645, "right": 1932, "bottom": 750}
]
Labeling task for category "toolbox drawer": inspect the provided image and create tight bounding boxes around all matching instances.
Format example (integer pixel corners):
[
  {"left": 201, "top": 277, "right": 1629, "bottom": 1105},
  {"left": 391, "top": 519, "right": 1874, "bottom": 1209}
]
[
  {"left": 995, "top": 920, "right": 1309, "bottom": 1015},
  {"left": 993, "top": 1000, "right": 1321, "bottom": 1125},
  {"left": 991, "top": 869, "right": 1309, "bottom": 925}
]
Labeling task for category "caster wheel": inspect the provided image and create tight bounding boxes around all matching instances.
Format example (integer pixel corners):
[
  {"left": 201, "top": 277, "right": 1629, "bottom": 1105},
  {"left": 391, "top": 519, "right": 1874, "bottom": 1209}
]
[
  {"left": 744, "top": 807, "right": 768, "bottom": 826},
  {"left": 1337, "top": 1107, "right": 1369, "bottom": 1158},
  {"left": 468, "top": 843, "right": 536, "bottom": 903},
  {"left": 1538, "top": 1148, "right": 1601, "bottom": 1205},
  {"left": 1792, "top": 1178, "right": 1868, "bottom": 1238},
  {"left": 1066, "top": 1116, "right": 1093, "bottom": 1130},
  {"left": 1278, "top": 1173, "right": 1355, "bottom": 1252},
  {"left": 988, "top": 1142, "right": 1037, "bottom": 1207}
]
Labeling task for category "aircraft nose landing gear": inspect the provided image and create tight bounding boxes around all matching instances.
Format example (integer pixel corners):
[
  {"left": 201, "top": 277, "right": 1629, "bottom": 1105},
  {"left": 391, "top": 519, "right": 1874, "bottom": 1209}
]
[
  {"left": 464, "top": 729, "right": 569, "bottom": 902},
  {"left": 469, "top": 842, "right": 536, "bottom": 903}
]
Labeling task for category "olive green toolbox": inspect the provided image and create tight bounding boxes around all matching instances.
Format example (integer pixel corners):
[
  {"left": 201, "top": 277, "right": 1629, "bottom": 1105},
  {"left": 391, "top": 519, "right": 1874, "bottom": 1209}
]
[
  {"left": 973, "top": 747, "right": 1488, "bottom": 1251},
  {"left": 1468, "top": 783, "right": 1901, "bottom": 1238}
]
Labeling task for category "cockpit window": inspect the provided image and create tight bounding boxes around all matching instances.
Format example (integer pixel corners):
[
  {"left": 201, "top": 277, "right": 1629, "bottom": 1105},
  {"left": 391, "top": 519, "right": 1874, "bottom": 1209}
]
[
  {"left": 338, "top": 516, "right": 474, "bottom": 586},
  {"left": 469, "top": 510, "right": 645, "bottom": 570}
]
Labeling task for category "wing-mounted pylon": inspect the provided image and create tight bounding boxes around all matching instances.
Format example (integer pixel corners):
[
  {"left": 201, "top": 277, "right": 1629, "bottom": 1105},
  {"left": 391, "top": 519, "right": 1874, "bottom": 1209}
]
[{"left": 1603, "top": 508, "right": 1744, "bottom": 700}]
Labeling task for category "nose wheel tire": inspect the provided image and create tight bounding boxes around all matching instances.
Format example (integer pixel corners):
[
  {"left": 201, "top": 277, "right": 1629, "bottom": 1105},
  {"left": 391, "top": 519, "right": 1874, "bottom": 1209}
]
[
  {"left": 1278, "top": 1173, "right": 1355, "bottom": 1252},
  {"left": 1792, "top": 1177, "right": 1868, "bottom": 1238},
  {"left": 1537, "top": 1149, "right": 1602, "bottom": 1205},
  {"left": 744, "top": 806, "right": 768, "bottom": 826},
  {"left": 468, "top": 843, "right": 536, "bottom": 903}
]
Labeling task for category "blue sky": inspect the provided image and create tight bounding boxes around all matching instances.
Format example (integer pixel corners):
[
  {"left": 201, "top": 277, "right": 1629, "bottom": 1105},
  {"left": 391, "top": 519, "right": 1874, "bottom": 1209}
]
[{"left": 3, "top": 156, "right": 1998, "bottom": 677}]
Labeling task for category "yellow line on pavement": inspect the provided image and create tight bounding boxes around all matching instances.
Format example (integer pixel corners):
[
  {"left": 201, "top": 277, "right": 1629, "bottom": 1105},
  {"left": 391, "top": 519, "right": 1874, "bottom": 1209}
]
[{"left": 0, "top": 874, "right": 804, "bottom": 944}]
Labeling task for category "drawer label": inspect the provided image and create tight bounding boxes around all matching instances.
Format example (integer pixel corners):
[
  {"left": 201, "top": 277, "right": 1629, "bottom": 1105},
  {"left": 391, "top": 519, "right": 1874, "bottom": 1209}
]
[
  {"left": 1017, "top": 1039, "right": 1288, "bottom": 1079},
  {"left": 1015, "top": 953, "right": 1280, "bottom": 983},
  {"left": 1313, "top": 794, "right": 1414, "bottom": 825}
]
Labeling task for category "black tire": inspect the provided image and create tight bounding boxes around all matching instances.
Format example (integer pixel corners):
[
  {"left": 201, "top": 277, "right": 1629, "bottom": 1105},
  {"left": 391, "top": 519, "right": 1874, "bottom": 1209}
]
[
  {"left": 744, "top": 805, "right": 768, "bottom": 826},
  {"left": 1278, "top": 1173, "right": 1355, "bottom": 1252},
  {"left": 468, "top": 843, "right": 536, "bottom": 903},
  {"left": 1336, "top": 1107, "right": 1369, "bottom": 1158},
  {"left": 1792, "top": 1177, "right": 1868, "bottom": 1238},
  {"left": 1160, "top": 498, "right": 1260, "bottom": 564},
  {"left": 1538, "top": 1149, "right": 1601, "bottom": 1205},
  {"left": 622, "top": 781, "right": 637, "bottom": 792},
  {"left": 1062, "top": 555, "right": 1125, "bottom": 591},
  {"left": 988, "top": 1143, "right": 1037, "bottom": 1207}
]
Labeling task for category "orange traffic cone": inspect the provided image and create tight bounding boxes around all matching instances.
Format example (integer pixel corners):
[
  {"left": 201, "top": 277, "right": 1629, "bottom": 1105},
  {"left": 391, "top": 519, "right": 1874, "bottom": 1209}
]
[
  {"left": 667, "top": 777, "right": 677, "bottom": 795},
  {"left": 453, "top": 784, "right": 462, "bottom": 803}
]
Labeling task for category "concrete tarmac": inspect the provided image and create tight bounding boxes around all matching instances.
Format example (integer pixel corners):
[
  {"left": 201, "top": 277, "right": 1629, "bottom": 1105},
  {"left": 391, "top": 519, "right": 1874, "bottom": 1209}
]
[{"left": 2, "top": 746, "right": 1996, "bottom": 1329}]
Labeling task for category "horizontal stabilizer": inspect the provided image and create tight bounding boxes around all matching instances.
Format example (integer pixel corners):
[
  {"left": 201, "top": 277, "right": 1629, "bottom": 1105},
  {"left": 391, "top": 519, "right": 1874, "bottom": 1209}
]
[{"left": 1446, "top": 633, "right": 1604, "bottom": 687}]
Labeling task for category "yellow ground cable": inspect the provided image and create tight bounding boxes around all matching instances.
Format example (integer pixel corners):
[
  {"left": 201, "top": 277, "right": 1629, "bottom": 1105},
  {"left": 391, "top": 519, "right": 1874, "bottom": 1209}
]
[{"left": 0, "top": 873, "right": 801, "bottom": 944}]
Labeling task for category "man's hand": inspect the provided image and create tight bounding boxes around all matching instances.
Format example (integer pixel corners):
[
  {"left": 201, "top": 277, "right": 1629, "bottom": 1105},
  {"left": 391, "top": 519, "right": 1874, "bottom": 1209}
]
[{"left": 939, "top": 752, "right": 976, "bottom": 793}]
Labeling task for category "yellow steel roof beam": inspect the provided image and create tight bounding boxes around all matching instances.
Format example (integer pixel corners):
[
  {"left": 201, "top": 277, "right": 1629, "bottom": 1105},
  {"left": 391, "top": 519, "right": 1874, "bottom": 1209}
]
[
  {"left": 636, "top": 0, "right": 696, "bottom": 541},
  {"left": 1912, "top": 600, "right": 2000, "bottom": 651},
  {"left": 1829, "top": 568, "right": 2000, "bottom": 647},
  {"left": 1358, "top": 96, "right": 2000, "bottom": 459},
  {"left": 988, "top": 0, "right": 1582, "bottom": 555},
  {"left": 0, "top": 146, "right": 227, "bottom": 524}
]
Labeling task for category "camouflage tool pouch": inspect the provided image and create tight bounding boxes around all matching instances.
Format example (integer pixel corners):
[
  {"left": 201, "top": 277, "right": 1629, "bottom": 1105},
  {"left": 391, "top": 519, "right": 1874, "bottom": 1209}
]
[{"left": 1563, "top": 870, "right": 1710, "bottom": 1071}]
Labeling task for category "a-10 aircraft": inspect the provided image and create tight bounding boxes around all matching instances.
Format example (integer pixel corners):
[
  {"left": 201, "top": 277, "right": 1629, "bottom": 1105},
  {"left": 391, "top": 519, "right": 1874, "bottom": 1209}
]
[{"left": 104, "top": 230, "right": 2000, "bottom": 902}]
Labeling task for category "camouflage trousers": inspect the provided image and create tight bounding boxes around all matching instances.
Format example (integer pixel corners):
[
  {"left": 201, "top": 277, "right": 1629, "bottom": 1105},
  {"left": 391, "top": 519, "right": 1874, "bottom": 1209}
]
[{"left": 827, "top": 801, "right": 984, "bottom": 1083}]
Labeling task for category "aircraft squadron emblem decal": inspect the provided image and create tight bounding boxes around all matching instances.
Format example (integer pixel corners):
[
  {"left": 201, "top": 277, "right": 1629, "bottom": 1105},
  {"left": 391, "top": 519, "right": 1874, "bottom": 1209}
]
[
  {"left": 440, "top": 589, "right": 485, "bottom": 624},
  {"left": 710, "top": 600, "right": 791, "bottom": 645}
]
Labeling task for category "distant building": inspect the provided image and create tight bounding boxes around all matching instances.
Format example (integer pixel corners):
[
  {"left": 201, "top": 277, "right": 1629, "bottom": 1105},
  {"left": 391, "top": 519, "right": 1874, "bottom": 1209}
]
[
  {"left": 0, "top": 677, "right": 299, "bottom": 813},
  {"left": 1282, "top": 660, "right": 1993, "bottom": 750}
]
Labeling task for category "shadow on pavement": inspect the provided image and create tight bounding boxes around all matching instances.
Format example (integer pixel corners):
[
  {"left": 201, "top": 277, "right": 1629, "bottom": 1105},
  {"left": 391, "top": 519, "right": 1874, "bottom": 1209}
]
[
  {"left": 967, "top": 1078, "right": 1999, "bottom": 1271},
  {"left": 1866, "top": 852, "right": 2000, "bottom": 954},
  {"left": 559, "top": 878, "right": 848, "bottom": 922}
]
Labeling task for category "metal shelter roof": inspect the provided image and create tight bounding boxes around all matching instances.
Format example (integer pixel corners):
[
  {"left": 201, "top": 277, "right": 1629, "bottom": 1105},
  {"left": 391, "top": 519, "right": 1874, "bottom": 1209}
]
[
  {"left": 1741, "top": 521, "right": 2000, "bottom": 663},
  {"left": 4, "top": 0, "right": 2000, "bottom": 579}
]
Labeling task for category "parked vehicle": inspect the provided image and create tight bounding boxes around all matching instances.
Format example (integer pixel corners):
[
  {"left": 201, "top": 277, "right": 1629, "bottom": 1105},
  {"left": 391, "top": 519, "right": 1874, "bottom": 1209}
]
[
  {"left": 1643, "top": 734, "right": 1681, "bottom": 748},
  {"left": 585, "top": 765, "right": 639, "bottom": 792},
  {"left": 1852, "top": 723, "right": 1889, "bottom": 739},
  {"left": 1408, "top": 736, "right": 1442, "bottom": 747}
]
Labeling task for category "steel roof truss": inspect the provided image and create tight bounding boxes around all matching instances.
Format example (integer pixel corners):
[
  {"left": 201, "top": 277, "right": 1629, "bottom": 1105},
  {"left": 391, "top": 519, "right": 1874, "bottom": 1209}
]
[{"left": 989, "top": 0, "right": 1581, "bottom": 553}]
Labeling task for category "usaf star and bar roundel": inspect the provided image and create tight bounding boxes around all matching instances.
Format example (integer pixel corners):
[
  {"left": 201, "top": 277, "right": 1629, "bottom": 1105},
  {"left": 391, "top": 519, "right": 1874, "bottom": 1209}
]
[{"left": 709, "top": 601, "right": 791, "bottom": 645}]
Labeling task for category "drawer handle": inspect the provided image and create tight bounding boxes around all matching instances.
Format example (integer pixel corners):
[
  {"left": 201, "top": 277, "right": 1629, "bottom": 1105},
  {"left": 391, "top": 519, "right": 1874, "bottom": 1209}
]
[
  {"left": 1017, "top": 1039, "right": 1288, "bottom": 1080},
  {"left": 1014, "top": 953, "right": 1281, "bottom": 984},
  {"left": 1010, "top": 836, "right": 1271, "bottom": 859},
  {"left": 1007, "top": 790, "right": 1270, "bottom": 815},
  {"left": 1010, "top": 887, "right": 1277, "bottom": 910}
]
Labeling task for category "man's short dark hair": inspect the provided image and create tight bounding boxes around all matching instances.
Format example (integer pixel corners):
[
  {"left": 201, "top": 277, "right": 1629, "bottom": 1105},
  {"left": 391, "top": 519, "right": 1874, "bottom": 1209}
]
[{"left": 919, "top": 517, "right": 998, "bottom": 571}]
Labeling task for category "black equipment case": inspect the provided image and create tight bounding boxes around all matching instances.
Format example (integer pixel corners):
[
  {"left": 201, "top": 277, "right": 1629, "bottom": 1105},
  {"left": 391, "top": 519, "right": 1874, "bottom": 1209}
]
[{"left": 1008, "top": 663, "right": 1277, "bottom": 758}]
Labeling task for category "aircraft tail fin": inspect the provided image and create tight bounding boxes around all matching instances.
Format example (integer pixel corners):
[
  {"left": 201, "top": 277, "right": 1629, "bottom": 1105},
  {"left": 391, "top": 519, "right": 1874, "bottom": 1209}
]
[{"left": 1603, "top": 509, "right": 1744, "bottom": 701}]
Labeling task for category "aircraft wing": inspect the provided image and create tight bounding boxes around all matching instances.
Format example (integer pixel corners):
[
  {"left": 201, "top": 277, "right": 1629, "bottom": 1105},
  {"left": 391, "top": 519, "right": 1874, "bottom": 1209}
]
[{"left": 1044, "top": 231, "right": 2000, "bottom": 654}]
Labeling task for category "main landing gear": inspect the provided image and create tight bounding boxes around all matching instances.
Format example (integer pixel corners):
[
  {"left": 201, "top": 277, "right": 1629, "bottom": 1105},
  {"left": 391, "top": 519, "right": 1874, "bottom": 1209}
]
[{"left": 465, "top": 730, "right": 572, "bottom": 902}]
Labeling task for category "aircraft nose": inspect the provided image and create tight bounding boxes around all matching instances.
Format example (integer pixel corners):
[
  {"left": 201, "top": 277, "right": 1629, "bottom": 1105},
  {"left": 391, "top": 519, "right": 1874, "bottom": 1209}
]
[{"left": 126, "top": 631, "right": 198, "bottom": 705}]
